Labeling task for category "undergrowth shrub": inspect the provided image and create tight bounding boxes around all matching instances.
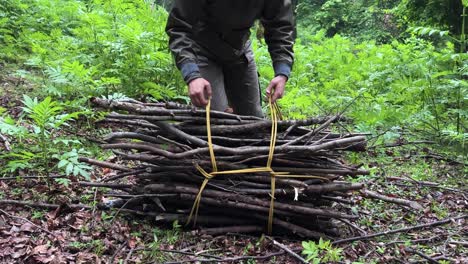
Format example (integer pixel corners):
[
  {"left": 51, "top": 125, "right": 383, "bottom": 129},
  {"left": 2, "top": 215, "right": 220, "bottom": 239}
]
[
  {"left": 1, "top": 0, "right": 184, "bottom": 100},
  {"left": 1, "top": 1, "right": 465, "bottom": 152},
  {"left": 0, "top": 96, "right": 91, "bottom": 184},
  {"left": 254, "top": 31, "right": 467, "bottom": 148}
]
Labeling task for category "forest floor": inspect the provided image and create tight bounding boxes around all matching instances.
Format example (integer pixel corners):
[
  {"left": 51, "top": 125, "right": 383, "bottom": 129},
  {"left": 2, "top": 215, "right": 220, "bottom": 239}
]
[{"left": 0, "top": 68, "right": 467, "bottom": 263}]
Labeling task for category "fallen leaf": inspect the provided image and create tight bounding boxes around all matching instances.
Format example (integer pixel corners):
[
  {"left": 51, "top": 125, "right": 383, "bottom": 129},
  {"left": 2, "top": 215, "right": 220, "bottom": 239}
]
[
  {"left": 20, "top": 222, "right": 35, "bottom": 232},
  {"left": 9, "top": 225, "right": 20, "bottom": 233},
  {"left": 32, "top": 244, "right": 49, "bottom": 255},
  {"left": 35, "top": 254, "right": 55, "bottom": 264},
  {"left": 11, "top": 248, "right": 26, "bottom": 259},
  {"left": 12, "top": 236, "right": 29, "bottom": 244}
]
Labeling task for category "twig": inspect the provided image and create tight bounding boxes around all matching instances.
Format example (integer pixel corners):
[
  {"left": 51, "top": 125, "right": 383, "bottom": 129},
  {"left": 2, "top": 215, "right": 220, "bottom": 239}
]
[
  {"left": 158, "top": 248, "right": 222, "bottom": 260},
  {"left": 102, "top": 136, "right": 366, "bottom": 159},
  {"left": 448, "top": 240, "right": 468, "bottom": 246},
  {"left": 404, "top": 247, "right": 438, "bottom": 264},
  {"left": 282, "top": 115, "right": 339, "bottom": 147},
  {"left": 109, "top": 241, "right": 127, "bottom": 264},
  {"left": 386, "top": 177, "right": 467, "bottom": 194},
  {"left": 122, "top": 247, "right": 223, "bottom": 261},
  {"left": 282, "top": 124, "right": 297, "bottom": 139},
  {"left": 192, "top": 225, "right": 264, "bottom": 236},
  {"left": 110, "top": 197, "right": 137, "bottom": 224},
  {"left": 0, "top": 209, "right": 57, "bottom": 240},
  {"left": 162, "top": 250, "right": 284, "bottom": 263},
  {"left": 90, "top": 187, "right": 99, "bottom": 228},
  {"left": 194, "top": 248, "right": 223, "bottom": 256},
  {"left": 0, "top": 133, "right": 11, "bottom": 151},
  {"left": 333, "top": 215, "right": 467, "bottom": 244},
  {"left": 78, "top": 157, "right": 132, "bottom": 172},
  {"left": 102, "top": 168, "right": 147, "bottom": 182},
  {"left": 0, "top": 199, "right": 92, "bottom": 210},
  {"left": 157, "top": 135, "right": 193, "bottom": 151},
  {"left": 123, "top": 247, "right": 135, "bottom": 264},
  {"left": 385, "top": 236, "right": 440, "bottom": 246},
  {"left": 360, "top": 189, "right": 423, "bottom": 210},
  {"left": 0, "top": 174, "right": 66, "bottom": 181},
  {"left": 339, "top": 218, "right": 367, "bottom": 235},
  {"left": 78, "top": 181, "right": 132, "bottom": 189},
  {"left": 266, "top": 236, "right": 307, "bottom": 264},
  {"left": 419, "top": 153, "right": 466, "bottom": 166}
]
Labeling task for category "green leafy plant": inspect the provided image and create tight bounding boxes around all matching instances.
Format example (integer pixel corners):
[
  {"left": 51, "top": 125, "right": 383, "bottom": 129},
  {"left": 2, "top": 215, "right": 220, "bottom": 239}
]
[
  {"left": 54, "top": 148, "right": 92, "bottom": 180},
  {"left": 254, "top": 28, "right": 466, "bottom": 150},
  {"left": 0, "top": 96, "right": 90, "bottom": 186},
  {"left": 3, "top": 0, "right": 185, "bottom": 101},
  {"left": 302, "top": 238, "right": 343, "bottom": 264}
]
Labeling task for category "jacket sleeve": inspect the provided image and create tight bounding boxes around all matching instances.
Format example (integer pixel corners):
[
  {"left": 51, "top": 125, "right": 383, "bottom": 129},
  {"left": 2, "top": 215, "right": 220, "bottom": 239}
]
[
  {"left": 261, "top": 0, "right": 296, "bottom": 78},
  {"left": 166, "top": 0, "right": 202, "bottom": 83}
]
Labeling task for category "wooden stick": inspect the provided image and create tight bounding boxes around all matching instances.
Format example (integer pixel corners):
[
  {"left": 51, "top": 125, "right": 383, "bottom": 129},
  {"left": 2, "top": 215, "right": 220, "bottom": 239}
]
[
  {"left": 404, "top": 247, "right": 439, "bottom": 264},
  {"left": 267, "top": 236, "right": 308, "bottom": 264},
  {"left": 160, "top": 250, "right": 284, "bottom": 263},
  {"left": 143, "top": 184, "right": 357, "bottom": 219},
  {"left": 333, "top": 215, "right": 467, "bottom": 244},
  {"left": 0, "top": 174, "right": 66, "bottom": 181},
  {"left": 193, "top": 225, "right": 264, "bottom": 236},
  {"left": 100, "top": 118, "right": 159, "bottom": 129},
  {"left": 78, "top": 157, "right": 132, "bottom": 172},
  {"left": 360, "top": 189, "right": 423, "bottom": 210},
  {"left": 91, "top": 97, "right": 262, "bottom": 120},
  {"left": 102, "top": 136, "right": 366, "bottom": 159},
  {"left": 0, "top": 199, "right": 92, "bottom": 210}
]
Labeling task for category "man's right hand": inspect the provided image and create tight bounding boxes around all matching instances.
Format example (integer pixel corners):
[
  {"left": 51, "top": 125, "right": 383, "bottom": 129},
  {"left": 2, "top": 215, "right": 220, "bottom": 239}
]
[{"left": 188, "top": 78, "right": 212, "bottom": 107}]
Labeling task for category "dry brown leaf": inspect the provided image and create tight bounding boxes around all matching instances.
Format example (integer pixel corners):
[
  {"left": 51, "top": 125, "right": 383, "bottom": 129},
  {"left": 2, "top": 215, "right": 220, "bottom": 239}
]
[
  {"left": 12, "top": 236, "right": 29, "bottom": 244},
  {"left": 20, "top": 222, "right": 35, "bottom": 232},
  {"left": 11, "top": 248, "right": 26, "bottom": 259},
  {"left": 32, "top": 244, "right": 49, "bottom": 255},
  {"left": 0, "top": 247, "right": 14, "bottom": 257}
]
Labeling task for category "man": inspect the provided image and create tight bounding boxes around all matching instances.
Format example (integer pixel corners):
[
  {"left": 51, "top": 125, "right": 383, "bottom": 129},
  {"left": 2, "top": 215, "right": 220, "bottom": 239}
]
[{"left": 166, "top": 0, "right": 295, "bottom": 117}]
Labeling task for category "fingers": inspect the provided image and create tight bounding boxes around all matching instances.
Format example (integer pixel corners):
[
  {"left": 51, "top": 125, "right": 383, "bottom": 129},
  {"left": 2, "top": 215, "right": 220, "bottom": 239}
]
[
  {"left": 266, "top": 81, "right": 274, "bottom": 97},
  {"left": 205, "top": 81, "right": 212, "bottom": 99},
  {"left": 188, "top": 78, "right": 211, "bottom": 107},
  {"left": 189, "top": 91, "right": 201, "bottom": 107},
  {"left": 271, "top": 86, "right": 282, "bottom": 103},
  {"left": 266, "top": 77, "right": 286, "bottom": 104}
]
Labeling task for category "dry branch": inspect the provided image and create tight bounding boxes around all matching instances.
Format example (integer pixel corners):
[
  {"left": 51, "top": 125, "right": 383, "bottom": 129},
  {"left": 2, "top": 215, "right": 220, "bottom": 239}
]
[
  {"left": 360, "top": 189, "right": 423, "bottom": 210},
  {"left": 332, "top": 215, "right": 467, "bottom": 244}
]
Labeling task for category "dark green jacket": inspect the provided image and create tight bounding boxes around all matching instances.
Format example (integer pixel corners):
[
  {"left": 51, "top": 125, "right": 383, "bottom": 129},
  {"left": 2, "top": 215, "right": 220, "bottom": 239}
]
[{"left": 166, "top": 0, "right": 295, "bottom": 83}]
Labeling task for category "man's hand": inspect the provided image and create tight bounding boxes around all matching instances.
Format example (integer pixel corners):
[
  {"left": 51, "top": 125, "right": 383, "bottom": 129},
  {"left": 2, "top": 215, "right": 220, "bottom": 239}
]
[
  {"left": 266, "top": 75, "right": 287, "bottom": 103},
  {"left": 188, "top": 78, "right": 212, "bottom": 107}
]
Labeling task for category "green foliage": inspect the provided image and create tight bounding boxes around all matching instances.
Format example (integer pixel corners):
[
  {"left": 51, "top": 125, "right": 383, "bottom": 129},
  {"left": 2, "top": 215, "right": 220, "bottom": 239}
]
[
  {"left": 53, "top": 148, "right": 92, "bottom": 180},
  {"left": 1, "top": 0, "right": 184, "bottom": 100},
  {"left": 302, "top": 238, "right": 343, "bottom": 263},
  {"left": 145, "top": 222, "right": 181, "bottom": 262},
  {"left": 394, "top": 0, "right": 464, "bottom": 36},
  {"left": 254, "top": 31, "right": 467, "bottom": 148},
  {"left": 0, "top": 96, "right": 90, "bottom": 182},
  {"left": 296, "top": 0, "right": 400, "bottom": 43}
]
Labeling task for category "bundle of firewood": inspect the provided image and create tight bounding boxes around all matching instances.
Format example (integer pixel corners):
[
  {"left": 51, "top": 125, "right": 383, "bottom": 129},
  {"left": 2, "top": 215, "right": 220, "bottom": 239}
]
[{"left": 82, "top": 98, "right": 371, "bottom": 239}]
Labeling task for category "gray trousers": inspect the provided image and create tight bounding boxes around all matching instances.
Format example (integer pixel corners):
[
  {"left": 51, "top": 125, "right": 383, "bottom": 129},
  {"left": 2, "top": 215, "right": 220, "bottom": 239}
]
[{"left": 195, "top": 45, "right": 263, "bottom": 117}]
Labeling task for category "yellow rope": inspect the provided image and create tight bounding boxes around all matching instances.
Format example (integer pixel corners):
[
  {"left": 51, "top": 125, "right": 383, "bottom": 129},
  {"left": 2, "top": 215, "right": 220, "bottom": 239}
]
[
  {"left": 206, "top": 100, "right": 217, "bottom": 173},
  {"left": 186, "top": 97, "right": 333, "bottom": 233},
  {"left": 267, "top": 97, "right": 277, "bottom": 233}
]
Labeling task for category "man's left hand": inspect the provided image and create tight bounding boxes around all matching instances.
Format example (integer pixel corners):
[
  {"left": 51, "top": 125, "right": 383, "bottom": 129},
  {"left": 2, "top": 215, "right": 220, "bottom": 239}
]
[{"left": 266, "top": 75, "right": 287, "bottom": 103}]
